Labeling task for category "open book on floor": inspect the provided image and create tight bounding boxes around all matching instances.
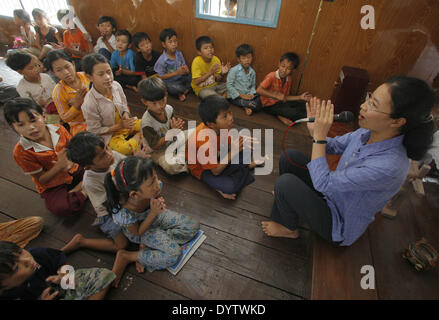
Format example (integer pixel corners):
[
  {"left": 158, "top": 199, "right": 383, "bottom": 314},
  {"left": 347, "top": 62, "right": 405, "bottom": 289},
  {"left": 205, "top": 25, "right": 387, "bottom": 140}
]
[{"left": 167, "top": 230, "right": 206, "bottom": 275}]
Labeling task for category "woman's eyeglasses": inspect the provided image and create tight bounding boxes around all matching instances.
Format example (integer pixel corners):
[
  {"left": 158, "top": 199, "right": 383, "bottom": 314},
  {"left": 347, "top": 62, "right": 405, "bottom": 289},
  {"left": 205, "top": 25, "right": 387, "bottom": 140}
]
[{"left": 365, "top": 92, "right": 391, "bottom": 115}]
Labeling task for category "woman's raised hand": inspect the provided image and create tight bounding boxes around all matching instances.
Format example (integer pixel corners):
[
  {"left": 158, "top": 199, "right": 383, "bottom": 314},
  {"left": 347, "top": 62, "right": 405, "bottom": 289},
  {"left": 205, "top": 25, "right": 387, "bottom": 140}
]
[{"left": 313, "top": 99, "right": 334, "bottom": 140}]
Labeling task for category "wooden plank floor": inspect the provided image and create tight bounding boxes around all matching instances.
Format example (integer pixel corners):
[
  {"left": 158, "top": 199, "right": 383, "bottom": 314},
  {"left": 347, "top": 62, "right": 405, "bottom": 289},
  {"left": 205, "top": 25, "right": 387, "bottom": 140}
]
[
  {"left": 2, "top": 56, "right": 439, "bottom": 299},
  {"left": 0, "top": 57, "right": 313, "bottom": 299}
]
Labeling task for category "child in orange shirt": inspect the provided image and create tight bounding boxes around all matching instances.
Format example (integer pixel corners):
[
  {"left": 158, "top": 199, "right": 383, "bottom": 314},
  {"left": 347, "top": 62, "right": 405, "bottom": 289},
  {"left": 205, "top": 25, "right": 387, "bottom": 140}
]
[
  {"left": 4, "top": 98, "right": 87, "bottom": 216},
  {"left": 47, "top": 50, "right": 89, "bottom": 136},
  {"left": 186, "top": 95, "right": 261, "bottom": 200},
  {"left": 55, "top": 9, "right": 92, "bottom": 70}
]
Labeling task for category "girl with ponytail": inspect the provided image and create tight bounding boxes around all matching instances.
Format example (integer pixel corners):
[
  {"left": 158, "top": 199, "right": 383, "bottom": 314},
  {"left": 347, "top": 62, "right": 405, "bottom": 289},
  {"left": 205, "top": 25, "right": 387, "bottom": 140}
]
[
  {"left": 104, "top": 156, "right": 199, "bottom": 286},
  {"left": 263, "top": 76, "right": 436, "bottom": 246}
]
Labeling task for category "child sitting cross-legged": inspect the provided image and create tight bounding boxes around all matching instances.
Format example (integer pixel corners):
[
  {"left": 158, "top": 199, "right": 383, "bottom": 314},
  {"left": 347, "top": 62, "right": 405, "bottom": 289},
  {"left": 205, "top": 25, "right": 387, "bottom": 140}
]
[
  {"left": 139, "top": 77, "right": 188, "bottom": 175},
  {"left": 4, "top": 98, "right": 87, "bottom": 217},
  {"left": 105, "top": 156, "right": 200, "bottom": 287},
  {"left": 186, "top": 95, "right": 262, "bottom": 200},
  {"left": 0, "top": 241, "right": 115, "bottom": 300},
  {"left": 81, "top": 53, "right": 142, "bottom": 156},
  {"left": 61, "top": 131, "right": 129, "bottom": 254}
]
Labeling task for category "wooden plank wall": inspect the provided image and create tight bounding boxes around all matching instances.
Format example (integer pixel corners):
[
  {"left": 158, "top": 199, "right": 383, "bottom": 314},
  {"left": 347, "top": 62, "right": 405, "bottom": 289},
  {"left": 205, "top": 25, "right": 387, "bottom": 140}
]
[{"left": 1, "top": 0, "right": 438, "bottom": 97}]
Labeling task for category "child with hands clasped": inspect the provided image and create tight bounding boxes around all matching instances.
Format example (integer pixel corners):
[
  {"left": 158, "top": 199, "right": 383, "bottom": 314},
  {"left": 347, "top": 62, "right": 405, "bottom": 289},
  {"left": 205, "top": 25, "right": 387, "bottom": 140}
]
[
  {"left": 257, "top": 52, "right": 312, "bottom": 126},
  {"left": 82, "top": 53, "right": 142, "bottom": 156},
  {"left": 139, "top": 77, "right": 188, "bottom": 175},
  {"left": 48, "top": 50, "right": 89, "bottom": 135},
  {"left": 191, "top": 36, "right": 231, "bottom": 99},
  {"left": 4, "top": 98, "right": 87, "bottom": 217},
  {"left": 154, "top": 28, "right": 192, "bottom": 101},
  {"left": 94, "top": 16, "right": 117, "bottom": 61},
  {"left": 105, "top": 157, "right": 200, "bottom": 286}
]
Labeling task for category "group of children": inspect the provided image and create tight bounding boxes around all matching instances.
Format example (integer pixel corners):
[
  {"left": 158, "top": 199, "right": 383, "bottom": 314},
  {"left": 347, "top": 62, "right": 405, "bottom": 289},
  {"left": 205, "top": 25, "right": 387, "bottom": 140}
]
[{"left": 1, "top": 10, "right": 314, "bottom": 300}]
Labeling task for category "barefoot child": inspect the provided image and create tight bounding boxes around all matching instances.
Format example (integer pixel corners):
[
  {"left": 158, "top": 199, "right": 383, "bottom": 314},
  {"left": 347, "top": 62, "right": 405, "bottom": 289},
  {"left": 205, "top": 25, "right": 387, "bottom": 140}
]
[
  {"left": 62, "top": 132, "right": 129, "bottom": 254},
  {"left": 105, "top": 157, "right": 200, "bottom": 286},
  {"left": 139, "top": 77, "right": 188, "bottom": 175},
  {"left": 81, "top": 53, "right": 142, "bottom": 156},
  {"left": 4, "top": 98, "right": 87, "bottom": 216},
  {"left": 0, "top": 241, "right": 115, "bottom": 300},
  {"left": 47, "top": 50, "right": 89, "bottom": 135},
  {"left": 186, "top": 95, "right": 261, "bottom": 200},
  {"left": 256, "top": 52, "right": 312, "bottom": 126},
  {"left": 227, "top": 44, "right": 262, "bottom": 116},
  {"left": 32, "top": 8, "right": 62, "bottom": 53}
]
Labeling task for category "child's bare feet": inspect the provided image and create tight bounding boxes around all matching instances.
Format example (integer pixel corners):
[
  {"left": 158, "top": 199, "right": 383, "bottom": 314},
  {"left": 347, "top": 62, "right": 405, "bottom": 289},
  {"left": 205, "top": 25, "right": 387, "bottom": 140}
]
[
  {"left": 277, "top": 115, "right": 294, "bottom": 126},
  {"left": 135, "top": 261, "right": 145, "bottom": 273},
  {"left": 249, "top": 159, "right": 265, "bottom": 170},
  {"left": 261, "top": 221, "right": 300, "bottom": 239},
  {"left": 126, "top": 85, "right": 138, "bottom": 93},
  {"left": 61, "top": 233, "right": 84, "bottom": 253},
  {"left": 217, "top": 190, "right": 236, "bottom": 200},
  {"left": 179, "top": 93, "right": 187, "bottom": 102},
  {"left": 112, "top": 249, "right": 137, "bottom": 288},
  {"left": 244, "top": 107, "right": 253, "bottom": 116}
]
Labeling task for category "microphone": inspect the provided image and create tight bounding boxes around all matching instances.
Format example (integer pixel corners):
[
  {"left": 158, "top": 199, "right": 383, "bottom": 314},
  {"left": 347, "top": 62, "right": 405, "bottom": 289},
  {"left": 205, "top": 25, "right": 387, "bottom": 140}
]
[{"left": 295, "top": 111, "right": 354, "bottom": 123}]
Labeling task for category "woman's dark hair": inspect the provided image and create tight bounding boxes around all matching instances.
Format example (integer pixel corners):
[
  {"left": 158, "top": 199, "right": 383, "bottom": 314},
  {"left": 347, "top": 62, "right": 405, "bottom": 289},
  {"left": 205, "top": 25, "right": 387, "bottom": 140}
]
[
  {"left": 0, "top": 241, "right": 22, "bottom": 289},
  {"left": 132, "top": 32, "right": 151, "bottom": 49},
  {"left": 66, "top": 131, "right": 106, "bottom": 167},
  {"left": 198, "top": 95, "right": 230, "bottom": 124},
  {"left": 97, "top": 16, "right": 117, "bottom": 29},
  {"left": 104, "top": 156, "right": 156, "bottom": 213},
  {"left": 3, "top": 98, "right": 43, "bottom": 126},
  {"left": 13, "top": 9, "right": 31, "bottom": 24},
  {"left": 5, "top": 51, "right": 33, "bottom": 71},
  {"left": 138, "top": 77, "right": 167, "bottom": 102},
  {"left": 115, "top": 30, "right": 132, "bottom": 43},
  {"left": 280, "top": 52, "right": 300, "bottom": 69},
  {"left": 32, "top": 8, "right": 48, "bottom": 20},
  {"left": 44, "top": 49, "right": 73, "bottom": 71},
  {"left": 160, "top": 28, "right": 177, "bottom": 43},
  {"left": 81, "top": 53, "right": 109, "bottom": 76},
  {"left": 386, "top": 76, "right": 436, "bottom": 160}
]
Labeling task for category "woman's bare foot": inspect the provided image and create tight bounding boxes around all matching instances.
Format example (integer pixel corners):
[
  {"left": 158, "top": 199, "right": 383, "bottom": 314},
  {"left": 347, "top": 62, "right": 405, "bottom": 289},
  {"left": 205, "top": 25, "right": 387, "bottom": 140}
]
[
  {"left": 217, "top": 190, "right": 236, "bottom": 200},
  {"left": 249, "top": 159, "right": 265, "bottom": 170},
  {"left": 112, "top": 249, "right": 137, "bottom": 288},
  {"left": 179, "top": 93, "right": 187, "bottom": 102},
  {"left": 61, "top": 234, "right": 84, "bottom": 253},
  {"left": 261, "top": 221, "right": 300, "bottom": 239},
  {"left": 244, "top": 107, "right": 253, "bottom": 116},
  {"left": 277, "top": 115, "right": 293, "bottom": 126}
]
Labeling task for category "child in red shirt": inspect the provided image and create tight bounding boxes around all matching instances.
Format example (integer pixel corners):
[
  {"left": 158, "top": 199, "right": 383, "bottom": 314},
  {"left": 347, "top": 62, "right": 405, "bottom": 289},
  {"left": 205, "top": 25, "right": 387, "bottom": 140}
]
[
  {"left": 257, "top": 52, "right": 312, "bottom": 126},
  {"left": 4, "top": 98, "right": 87, "bottom": 216}
]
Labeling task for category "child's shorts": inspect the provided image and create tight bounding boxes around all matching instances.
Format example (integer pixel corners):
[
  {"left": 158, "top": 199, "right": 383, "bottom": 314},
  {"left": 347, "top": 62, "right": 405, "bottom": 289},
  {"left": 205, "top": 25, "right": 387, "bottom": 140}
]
[{"left": 92, "top": 215, "right": 123, "bottom": 239}]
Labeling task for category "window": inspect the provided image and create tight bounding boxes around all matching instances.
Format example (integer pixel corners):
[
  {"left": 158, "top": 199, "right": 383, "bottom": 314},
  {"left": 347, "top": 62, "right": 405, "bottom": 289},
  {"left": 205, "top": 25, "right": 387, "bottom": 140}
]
[
  {"left": 0, "top": 0, "right": 69, "bottom": 25},
  {"left": 196, "top": 0, "right": 282, "bottom": 28}
]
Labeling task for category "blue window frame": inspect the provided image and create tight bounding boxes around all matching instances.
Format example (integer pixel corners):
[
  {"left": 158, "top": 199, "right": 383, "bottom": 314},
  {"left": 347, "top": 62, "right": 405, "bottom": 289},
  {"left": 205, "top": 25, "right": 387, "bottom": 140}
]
[{"left": 196, "top": 0, "right": 282, "bottom": 29}]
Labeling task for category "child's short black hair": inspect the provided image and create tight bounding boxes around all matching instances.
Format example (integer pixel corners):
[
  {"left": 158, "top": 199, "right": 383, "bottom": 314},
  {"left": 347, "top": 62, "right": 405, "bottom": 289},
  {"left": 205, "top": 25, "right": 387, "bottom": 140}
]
[
  {"left": 56, "top": 9, "right": 70, "bottom": 23},
  {"left": 280, "top": 52, "right": 300, "bottom": 69},
  {"left": 115, "top": 30, "right": 132, "bottom": 43},
  {"left": 97, "top": 16, "right": 117, "bottom": 29},
  {"left": 5, "top": 51, "right": 33, "bottom": 71},
  {"left": 32, "top": 8, "right": 48, "bottom": 20},
  {"left": 13, "top": 9, "right": 31, "bottom": 24},
  {"left": 44, "top": 49, "right": 73, "bottom": 71},
  {"left": 66, "top": 131, "right": 106, "bottom": 167},
  {"left": 138, "top": 77, "right": 167, "bottom": 102},
  {"left": 132, "top": 32, "right": 151, "bottom": 48},
  {"left": 235, "top": 44, "right": 253, "bottom": 58},
  {"left": 199, "top": 95, "right": 230, "bottom": 125},
  {"left": 160, "top": 28, "right": 177, "bottom": 43},
  {"left": 196, "top": 36, "right": 213, "bottom": 51},
  {"left": 3, "top": 98, "right": 43, "bottom": 126},
  {"left": 0, "top": 241, "right": 22, "bottom": 290}
]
